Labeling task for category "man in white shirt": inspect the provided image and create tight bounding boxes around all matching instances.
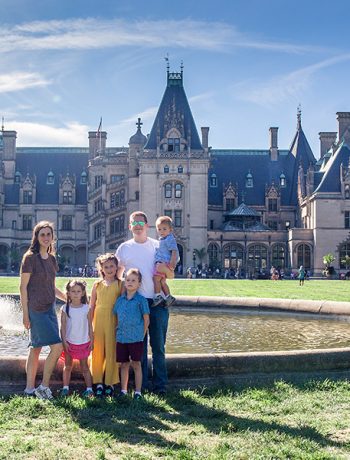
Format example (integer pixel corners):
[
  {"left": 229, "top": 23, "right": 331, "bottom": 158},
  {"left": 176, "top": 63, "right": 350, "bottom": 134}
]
[{"left": 116, "top": 211, "right": 168, "bottom": 394}]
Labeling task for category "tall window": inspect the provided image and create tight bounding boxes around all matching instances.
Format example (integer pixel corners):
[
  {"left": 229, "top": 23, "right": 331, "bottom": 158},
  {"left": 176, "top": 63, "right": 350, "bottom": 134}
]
[
  {"left": 95, "top": 198, "right": 103, "bottom": 213},
  {"left": 175, "top": 183, "right": 182, "bottom": 198},
  {"left": 23, "top": 191, "right": 33, "bottom": 204},
  {"left": 272, "top": 244, "right": 285, "bottom": 269},
  {"left": 94, "top": 223, "right": 102, "bottom": 240},
  {"left": 110, "top": 216, "right": 120, "bottom": 235},
  {"left": 47, "top": 171, "right": 54, "bottom": 184},
  {"left": 62, "top": 215, "right": 72, "bottom": 231},
  {"left": 94, "top": 175, "right": 103, "bottom": 189},
  {"left": 208, "top": 243, "right": 219, "bottom": 267},
  {"left": 23, "top": 215, "right": 32, "bottom": 231},
  {"left": 164, "top": 165, "right": 169, "bottom": 174},
  {"left": 248, "top": 245, "right": 268, "bottom": 272},
  {"left": 174, "top": 210, "right": 182, "bottom": 227},
  {"left": 268, "top": 198, "right": 278, "bottom": 212},
  {"left": 111, "top": 192, "right": 120, "bottom": 208},
  {"left": 164, "top": 210, "right": 172, "bottom": 218},
  {"left": 80, "top": 171, "right": 87, "bottom": 184},
  {"left": 63, "top": 191, "right": 73, "bottom": 204},
  {"left": 245, "top": 173, "right": 253, "bottom": 188},
  {"left": 178, "top": 165, "right": 183, "bottom": 173},
  {"left": 280, "top": 174, "right": 286, "bottom": 187},
  {"left": 345, "top": 211, "right": 350, "bottom": 229},
  {"left": 164, "top": 183, "right": 172, "bottom": 198},
  {"left": 297, "top": 244, "right": 311, "bottom": 270},
  {"left": 168, "top": 138, "right": 180, "bottom": 152},
  {"left": 224, "top": 244, "right": 243, "bottom": 269},
  {"left": 226, "top": 198, "right": 235, "bottom": 212}
]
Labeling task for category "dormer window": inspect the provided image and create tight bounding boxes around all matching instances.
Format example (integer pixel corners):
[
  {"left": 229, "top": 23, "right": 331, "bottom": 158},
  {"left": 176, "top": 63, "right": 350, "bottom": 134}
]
[
  {"left": 14, "top": 171, "right": 21, "bottom": 184},
  {"left": 178, "top": 165, "right": 183, "bottom": 173},
  {"left": 280, "top": 173, "right": 286, "bottom": 187},
  {"left": 246, "top": 172, "right": 253, "bottom": 188},
  {"left": 47, "top": 170, "right": 55, "bottom": 185},
  {"left": 80, "top": 171, "right": 87, "bottom": 185},
  {"left": 168, "top": 138, "right": 180, "bottom": 152},
  {"left": 210, "top": 173, "right": 218, "bottom": 187},
  {"left": 164, "top": 165, "right": 169, "bottom": 174}
]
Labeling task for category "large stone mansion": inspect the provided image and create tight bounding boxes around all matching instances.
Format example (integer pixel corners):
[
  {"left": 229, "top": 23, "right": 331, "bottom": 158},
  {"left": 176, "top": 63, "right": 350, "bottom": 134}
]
[{"left": 1, "top": 68, "right": 350, "bottom": 276}]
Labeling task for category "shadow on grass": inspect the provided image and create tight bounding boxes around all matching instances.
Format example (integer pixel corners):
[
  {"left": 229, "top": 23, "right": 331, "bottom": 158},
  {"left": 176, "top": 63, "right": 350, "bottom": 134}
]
[{"left": 52, "top": 382, "right": 346, "bottom": 453}]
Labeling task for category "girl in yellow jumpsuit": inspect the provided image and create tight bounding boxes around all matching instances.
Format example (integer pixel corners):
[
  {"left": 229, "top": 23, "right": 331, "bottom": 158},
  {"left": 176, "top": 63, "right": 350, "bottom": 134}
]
[{"left": 90, "top": 253, "right": 121, "bottom": 397}]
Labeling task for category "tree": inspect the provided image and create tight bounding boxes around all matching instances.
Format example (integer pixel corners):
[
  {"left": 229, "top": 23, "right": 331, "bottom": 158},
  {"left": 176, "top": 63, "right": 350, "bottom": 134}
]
[
  {"left": 194, "top": 248, "right": 206, "bottom": 268},
  {"left": 323, "top": 253, "right": 335, "bottom": 267}
]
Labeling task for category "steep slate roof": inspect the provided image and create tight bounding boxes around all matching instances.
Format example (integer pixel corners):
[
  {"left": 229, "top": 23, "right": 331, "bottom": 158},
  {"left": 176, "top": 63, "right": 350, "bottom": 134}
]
[
  {"left": 225, "top": 202, "right": 260, "bottom": 217},
  {"left": 288, "top": 114, "right": 316, "bottom": 204},
  {"left": 5, "top": 148, "right": 88, "bottom": 205},
  {"left": 314, "top": 142, "right": 350, "bottom": 193},
  {"left": 208, "top": 149, "right": 294, "bottom": 206},
  {"left": 144, "top": 70, "right": 202, "bottom": 150}
]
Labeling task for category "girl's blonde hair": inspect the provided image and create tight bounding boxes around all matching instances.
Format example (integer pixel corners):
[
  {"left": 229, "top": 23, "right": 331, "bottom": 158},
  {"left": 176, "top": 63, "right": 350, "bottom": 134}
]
[
  {"left": 65, "top": 279, "right": 88, "bottom": 317},
  {"left": 96, "top": 253, "right": 119, "bottom": 279},
  {"left": 24, "top": 220, "right": 56, "bottom": 257}
]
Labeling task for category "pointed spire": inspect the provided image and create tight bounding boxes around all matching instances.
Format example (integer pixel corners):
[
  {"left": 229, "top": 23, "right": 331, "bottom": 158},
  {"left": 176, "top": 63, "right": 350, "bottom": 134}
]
[{"left": 1, "top": 116, "right": 4, "bottom": 131}]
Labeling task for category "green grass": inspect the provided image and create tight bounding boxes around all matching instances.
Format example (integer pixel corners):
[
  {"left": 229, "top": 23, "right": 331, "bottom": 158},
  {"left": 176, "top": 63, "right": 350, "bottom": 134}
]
[
  {"left": 0, "top": 380, "right": 350, "bottom": 459},
  {"left": 1, "top": 276, "right": 350, "bottom": 302}
]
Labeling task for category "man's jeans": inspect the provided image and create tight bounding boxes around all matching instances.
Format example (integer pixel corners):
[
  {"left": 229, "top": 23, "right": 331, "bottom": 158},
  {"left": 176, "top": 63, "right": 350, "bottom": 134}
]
[{"left": 142, "top": 301, "right": 169, "bottom": 392}]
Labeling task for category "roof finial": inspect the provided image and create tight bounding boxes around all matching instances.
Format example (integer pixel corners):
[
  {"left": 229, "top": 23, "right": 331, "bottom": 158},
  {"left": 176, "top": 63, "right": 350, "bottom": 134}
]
[
  {"left": 1, "top": 116, "right": 4, "bottom": 131},
  {"left": 297, "top": 104, "right": 302, "bottom": 129},
  {"left": 136, "top": 117, "right": 143, "bottom": 131},
  {"left": 164, "top": 53, "right": 170, "bottom": 72}
]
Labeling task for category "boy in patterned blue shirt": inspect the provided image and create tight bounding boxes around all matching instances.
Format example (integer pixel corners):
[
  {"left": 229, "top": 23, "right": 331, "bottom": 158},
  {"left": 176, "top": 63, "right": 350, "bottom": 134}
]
[
  {"left": 152, "top": 216, "right": 179, "bottom": 307},
  {"left": 113, "top": 268, "right": 150, "bottom": 399}
]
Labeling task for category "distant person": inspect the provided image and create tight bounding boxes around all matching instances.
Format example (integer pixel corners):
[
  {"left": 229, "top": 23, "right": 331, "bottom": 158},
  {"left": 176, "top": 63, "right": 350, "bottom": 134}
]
[
  {"left": 90, "top": 253, "right": 121, "bottom": 397},
  {"left": 20, "top": 221, "right": 65, "bottom": 399},
  {"left": 298, "top": 265, "right": 306, "bottom": 286},
  {"left": 113, "top": 269, "right": 150, "bottom": 399},
  {"left": 60, "top": 279, "right": 94, "bottom": 397},
  {"left": 116, "top": 211, "right": 169, "bottom": 395},
  {"left": 152, "top": 216, "right": 179, "bottom": 307}
]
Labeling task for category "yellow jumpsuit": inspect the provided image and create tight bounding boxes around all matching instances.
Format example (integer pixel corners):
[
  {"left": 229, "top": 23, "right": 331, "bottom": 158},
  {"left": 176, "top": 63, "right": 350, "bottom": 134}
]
[{"left": 91, "top": 279, "right": 121, "bottom": 386}]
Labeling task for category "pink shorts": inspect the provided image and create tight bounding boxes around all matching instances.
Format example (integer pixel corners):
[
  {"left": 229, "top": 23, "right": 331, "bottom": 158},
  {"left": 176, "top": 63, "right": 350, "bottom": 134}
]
[{"left": 65, "top": 341, "right": 91, "bottom": 360}]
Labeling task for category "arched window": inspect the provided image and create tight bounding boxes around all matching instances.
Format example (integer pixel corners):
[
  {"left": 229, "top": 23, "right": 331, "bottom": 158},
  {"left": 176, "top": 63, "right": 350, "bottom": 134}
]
[
  {"left": 164, "top": 165, "right": 169, "bottom": 174},
  {"left": 80, "top": 171, "right": 87, "bottom": 184},
  {"left": 178, "top": 165, "right": 183, "bottom": 173},
  {"left": 246, "top": 172, "right": 253, "bottom": 188},
  {"left": 248, "top": 244, "right": 268, "bottom": 272},
  {"left": 164, "top": 183, "right": 172, "bottom": 198},
  {"left": 345, "top": 184, "right": 350, "bottom": 199},
  {"left": 14, "top": 171, "right": 21, "bottom": 184},
  {"left": 297, "top": 244, "right": 311, "bottom": 270},
  {"left": 210, "top": 174, "right": 217, "bottom": 187},
  {"left": 224, "top": 244, "right": 244, "bottom": 270},
  {"left": 280, "top": 173, "right": 286, "bottom": 187},
  {"left": 208, "top": 243, "right": 220, "bottom": 268},
  {"left": 175, "top": 183, "right": 182, "bottom": 198},
  {"left": 339, "top": 243, "right": 350, "bottom": 268},
  {"left": 272, "top": 244, "right": 285, "bottom": 269}
]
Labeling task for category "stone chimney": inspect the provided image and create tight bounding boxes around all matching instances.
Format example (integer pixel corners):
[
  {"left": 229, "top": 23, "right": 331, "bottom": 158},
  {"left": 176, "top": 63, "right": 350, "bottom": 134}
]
[
  {"left": 318, "top": 132, "right": 337, "bottom": 158},
  {"left": 88, "top": 131, "right": 107, "bottom": 159},
  {"left": 201, "top": 127, "right": 209, "bottom": 150},
  {"left": 269, "top": 127, "right": 278, "bottom": 161},
  {"left": 336, "top": 112, "right": 350, "bottom": 144}
]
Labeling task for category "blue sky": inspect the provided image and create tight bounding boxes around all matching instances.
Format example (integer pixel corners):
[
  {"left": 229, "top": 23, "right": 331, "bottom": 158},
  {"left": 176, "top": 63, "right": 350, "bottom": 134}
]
[{"left": 1, "top": 0, "right": 350, "bottom": 157}]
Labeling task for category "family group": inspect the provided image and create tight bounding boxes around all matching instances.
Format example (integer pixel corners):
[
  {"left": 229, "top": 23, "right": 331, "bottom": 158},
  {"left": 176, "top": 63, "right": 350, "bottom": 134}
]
[{"left": 19, "top": 211, "right": 179, "bottom": 400}]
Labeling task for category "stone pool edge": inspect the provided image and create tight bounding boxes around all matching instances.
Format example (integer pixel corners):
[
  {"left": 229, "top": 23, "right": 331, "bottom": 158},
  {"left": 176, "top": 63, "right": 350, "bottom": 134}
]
[{"left": 1, "top": 294, "right": 350, "bottom": 392}]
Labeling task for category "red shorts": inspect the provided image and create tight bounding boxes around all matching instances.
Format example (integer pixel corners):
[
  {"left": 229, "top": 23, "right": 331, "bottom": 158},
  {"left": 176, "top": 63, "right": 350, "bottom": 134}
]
[
  {"left": 62, "top": 341, "right": 91, "bottom": 360},
  {"left": 117, "top": 341, "right": 144, "bottom": 363}
]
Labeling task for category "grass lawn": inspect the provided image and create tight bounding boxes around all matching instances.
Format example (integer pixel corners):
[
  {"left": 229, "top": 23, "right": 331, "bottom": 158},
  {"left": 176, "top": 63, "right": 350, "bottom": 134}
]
[
  {"left": 0, "top": 380, "right": 349, "bottom": 459},
  {"left": 1, "top": 276, "right": 350, "bottom": 302}
]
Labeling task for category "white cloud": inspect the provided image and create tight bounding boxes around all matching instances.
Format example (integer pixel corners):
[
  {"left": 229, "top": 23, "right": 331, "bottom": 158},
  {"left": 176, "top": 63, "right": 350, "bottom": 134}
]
[
  {"left": 0, "top": 72, "right": 49, "bottom": 93},
  {"left": 0, "top": 18, "right": 325, "bottom": 54},
  {"left": 233, "top": 53, "right": 350, "bottom": 107},
  {"left": 7, "top": 121, "right": 88, "bottom": 146}
]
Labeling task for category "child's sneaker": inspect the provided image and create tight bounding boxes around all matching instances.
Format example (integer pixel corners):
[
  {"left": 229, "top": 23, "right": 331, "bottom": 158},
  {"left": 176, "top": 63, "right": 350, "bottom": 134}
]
[
  {"left": 165, "top": 294, "right": 176, "bottom": 307},
  {"left": 23, "top": 389, "right": 35, "bottom": 397},
  {"left": 95, "top": 385, "right": 104, "bottom": 398},
  {"left": 59, "top": 388, "right": 69, "bottom": 397},
  {"left": 82, "top": 389, "right": 94, "bottom": 398},
  {"left": 34, "top": 385, "right": 53, "bottom": 400},
  {"left": 152, "top": 294, "right": 164, "bottom": 307},
  {"left": 134, "top": 393, "right": 143, "bottom": 400},
  {"left": 104, "top": 386, "right": 114, "bottom": 397}
]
